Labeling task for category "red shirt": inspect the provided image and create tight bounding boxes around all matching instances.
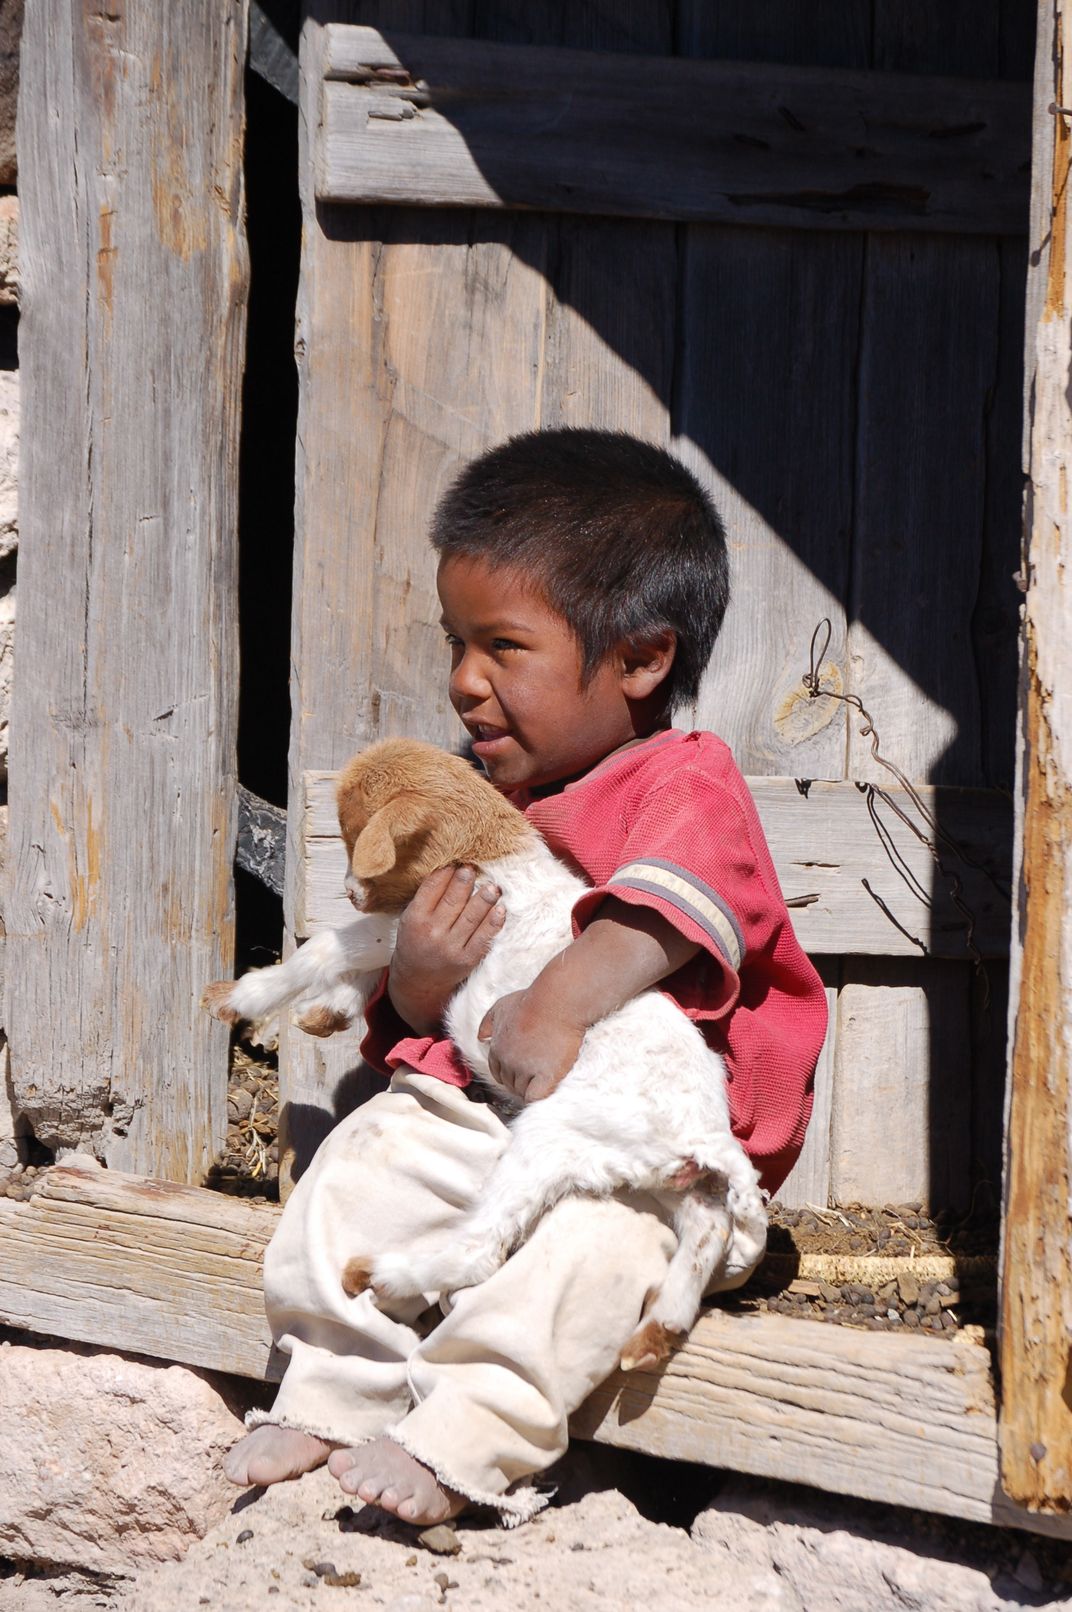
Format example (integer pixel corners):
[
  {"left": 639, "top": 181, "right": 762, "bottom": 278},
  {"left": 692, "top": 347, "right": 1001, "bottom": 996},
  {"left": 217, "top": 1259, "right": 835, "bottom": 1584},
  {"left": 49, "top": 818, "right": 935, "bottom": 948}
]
[{"left": 361, "top": 730, "right": 828, "bottom": 1193}]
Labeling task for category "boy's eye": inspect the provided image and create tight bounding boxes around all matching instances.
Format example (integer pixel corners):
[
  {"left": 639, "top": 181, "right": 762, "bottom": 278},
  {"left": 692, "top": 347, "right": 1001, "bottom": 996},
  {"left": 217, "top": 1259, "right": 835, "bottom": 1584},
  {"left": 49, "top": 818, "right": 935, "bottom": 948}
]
[
  {"left": 491, "top": 638, "right": 523, "bottom": 652},
  {"left": 443, "top": 632, "right": 462, "bottom": 648}
]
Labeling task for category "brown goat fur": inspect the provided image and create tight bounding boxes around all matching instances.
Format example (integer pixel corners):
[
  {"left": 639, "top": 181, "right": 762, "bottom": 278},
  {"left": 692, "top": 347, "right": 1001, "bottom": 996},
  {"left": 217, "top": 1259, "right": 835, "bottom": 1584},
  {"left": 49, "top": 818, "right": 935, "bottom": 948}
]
[{"left": 336, "top": 739, "right": 535, "bottom": 913}]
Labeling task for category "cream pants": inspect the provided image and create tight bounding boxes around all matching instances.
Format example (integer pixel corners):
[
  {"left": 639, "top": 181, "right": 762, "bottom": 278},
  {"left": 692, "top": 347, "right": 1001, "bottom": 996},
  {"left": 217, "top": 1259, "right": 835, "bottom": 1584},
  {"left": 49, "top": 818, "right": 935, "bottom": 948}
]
[{"left": 253, "top": 1068, "right": 764, "bottom": 1524}]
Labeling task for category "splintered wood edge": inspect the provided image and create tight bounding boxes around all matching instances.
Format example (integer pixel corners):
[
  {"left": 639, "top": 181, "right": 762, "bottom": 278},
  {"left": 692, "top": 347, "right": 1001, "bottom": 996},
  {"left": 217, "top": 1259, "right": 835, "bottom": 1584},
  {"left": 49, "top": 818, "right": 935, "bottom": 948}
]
[{"left": 0, "top": 1165, "right": 1066, "bottom": 1538}]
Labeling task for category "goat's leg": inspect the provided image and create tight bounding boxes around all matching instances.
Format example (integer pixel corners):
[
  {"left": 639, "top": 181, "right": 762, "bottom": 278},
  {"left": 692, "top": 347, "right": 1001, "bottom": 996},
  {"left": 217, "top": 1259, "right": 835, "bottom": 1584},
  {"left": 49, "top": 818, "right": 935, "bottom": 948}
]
[
  {"left": 202, "top": 914, "right": 397, "bottom": 1039},
  {"left": 619, "top": 1183, "right": 732, "bottom": 1372},
  {"left": 367, "top": 1113, "right": 603, "bottom": 1300},
  {"left": 366, "top": 1101, "right": 706, "bottom": 1302}
]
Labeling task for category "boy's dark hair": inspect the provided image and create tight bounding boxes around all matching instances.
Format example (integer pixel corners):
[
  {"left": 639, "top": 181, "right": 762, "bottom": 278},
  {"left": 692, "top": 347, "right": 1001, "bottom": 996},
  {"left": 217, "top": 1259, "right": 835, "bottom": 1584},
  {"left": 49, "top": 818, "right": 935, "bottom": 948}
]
[{"left": 430, "top": 429, "right": 729, "bottom": 711}]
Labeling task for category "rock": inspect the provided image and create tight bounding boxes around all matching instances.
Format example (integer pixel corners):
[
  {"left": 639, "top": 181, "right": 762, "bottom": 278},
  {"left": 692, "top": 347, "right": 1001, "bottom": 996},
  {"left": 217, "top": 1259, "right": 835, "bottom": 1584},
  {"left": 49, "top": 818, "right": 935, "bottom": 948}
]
[
  {"left": 897, "top": 1272, "right": 920, "bottom": 1307},
  {"left": 0, "top": 194, "right": 16, "bottom": 305},
  {"left": 693, "top": 1476, "right": 1011, "bottom": 1612},
  {"left": 0, "top": 365, "right": 18, "bottom": 561},
  {"left": 417, "top": 1523, "right": 462, "bottom": 1556},
  {"left": 0, "top": 1340, "right": 246, "bottom": 1574},
  {"left": 1014, "top": 1548, "right": 1044, "bottom": 1592},
  {"left": 229, "top": 1088, "right": 253, "bottom": 1123}
]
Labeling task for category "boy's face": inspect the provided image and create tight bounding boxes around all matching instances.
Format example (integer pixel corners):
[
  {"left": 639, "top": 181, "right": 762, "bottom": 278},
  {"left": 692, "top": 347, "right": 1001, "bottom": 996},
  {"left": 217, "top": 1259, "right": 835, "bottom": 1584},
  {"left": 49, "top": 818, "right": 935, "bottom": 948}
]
[{"left": 438, "top": 556, "right": 640, "bottom": 792}]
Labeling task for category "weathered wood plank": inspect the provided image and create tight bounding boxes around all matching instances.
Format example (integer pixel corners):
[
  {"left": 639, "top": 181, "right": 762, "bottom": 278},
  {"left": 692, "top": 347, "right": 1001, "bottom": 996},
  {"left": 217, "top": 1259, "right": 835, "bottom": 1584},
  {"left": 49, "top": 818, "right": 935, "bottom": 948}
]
[
  {"left": 848, "top": 239, "right": 1000, "bottom": 789},
  {"left": 2, "top": 1163, "right": 1068, "bottom": 1540},
  {"left": 302, "top": 772, "right": 1013, "bottom": 959},
  {"left": 0, "top": 1165, "right": 278, "bottom": 1379},
  {"left": 1000, "top": 0, "right": 1072, "bottom": 1514},
  {"left": 5, "top": 1, "right": 248, "bottom": 1177},
  {"left": 316, "top": 26, "right": 1031, "bottom": 236},
  {"left": 775, "top": 959, "right": 837, "bottom": 1209},
  {"left": 830, "top": 959, "right": 973, "bottom": 1212},
  {"left": 283, "top": 1, "right": 547, "bottom": 1191},
  {"left": 675, "top": 228, "right": 858, "bottom": 777},
  {"left": 574, "top": 1312, "right": 1071, "bottom": 1539}
]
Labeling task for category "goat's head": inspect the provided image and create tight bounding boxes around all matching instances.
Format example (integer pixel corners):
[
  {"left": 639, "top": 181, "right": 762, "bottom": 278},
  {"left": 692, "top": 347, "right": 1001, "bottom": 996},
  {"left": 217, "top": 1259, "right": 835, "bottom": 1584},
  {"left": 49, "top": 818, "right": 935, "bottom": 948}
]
[{"left": 336, "top": 739, "right": 535, "bottom": 913}]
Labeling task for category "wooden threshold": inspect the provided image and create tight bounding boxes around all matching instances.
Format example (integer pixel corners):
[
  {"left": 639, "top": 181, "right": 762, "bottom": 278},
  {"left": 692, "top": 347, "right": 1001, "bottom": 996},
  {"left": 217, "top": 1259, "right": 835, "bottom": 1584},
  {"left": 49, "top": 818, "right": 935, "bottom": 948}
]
[{"left": 2, "top": 1163, "right": 1067, "bottom": 1539}]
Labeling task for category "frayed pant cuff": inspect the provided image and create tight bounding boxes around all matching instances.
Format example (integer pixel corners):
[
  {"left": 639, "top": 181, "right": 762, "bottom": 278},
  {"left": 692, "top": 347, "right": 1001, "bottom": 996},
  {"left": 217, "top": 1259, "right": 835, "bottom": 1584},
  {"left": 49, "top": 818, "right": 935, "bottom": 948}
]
[{"left": 386, "top": 1423, "right": 551, "bottom": 1529}]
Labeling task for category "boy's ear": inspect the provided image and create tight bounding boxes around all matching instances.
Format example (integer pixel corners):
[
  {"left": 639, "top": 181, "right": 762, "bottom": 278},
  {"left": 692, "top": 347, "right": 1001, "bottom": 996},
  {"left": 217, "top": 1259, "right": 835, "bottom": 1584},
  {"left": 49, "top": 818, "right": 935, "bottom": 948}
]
[
  {"left": 620, "top": 631, "right": 677, "bottom": 700},
  {"left": 350, "top": 796, "right": 435, "bottom": 879}
]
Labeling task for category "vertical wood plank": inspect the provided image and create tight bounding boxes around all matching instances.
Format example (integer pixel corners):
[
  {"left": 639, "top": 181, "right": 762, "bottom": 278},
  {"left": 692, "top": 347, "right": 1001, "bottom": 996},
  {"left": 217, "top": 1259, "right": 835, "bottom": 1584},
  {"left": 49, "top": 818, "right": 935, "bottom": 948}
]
[
  {"left": 999, "top": 0, "right": 1072, "bottom": 1514},
  {"left": 285, "top": 1, "right": 548, "bottom": 1185},
  {"left": 283, "top": 0, "right": 680, "bottom": 1188},
  {"left": 775, "top": 959, "right": 837, "bottom": 1209},
  {"left": 837, "top": 4, "right": 1015, "bottom": 1217},
  {"left": 675, "top": 227, "right": 858, "bottom": 774},
  {"left": 6, "top": 2, "right": 248, "bottom": 1179},
  {"left": 848, "top": 236, "right": 998, "bottom": 787},
  {"left": 673, "top": 6, "right": 869, "bottom": 776},
  {"left": 831, "top": 960, "right": 973, "bottom": 1211}
]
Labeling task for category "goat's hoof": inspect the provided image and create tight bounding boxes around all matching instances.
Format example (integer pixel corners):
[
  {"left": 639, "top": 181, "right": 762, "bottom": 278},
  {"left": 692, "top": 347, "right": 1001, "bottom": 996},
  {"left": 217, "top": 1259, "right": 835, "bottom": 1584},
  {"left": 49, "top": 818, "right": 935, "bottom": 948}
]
[
  {"left": 201, "top": 981, "right": 241, "bottom": 1024},
  {"left": 619, "top": 1319, "right": 685, "bottom": 1373},
  {"left": 294, "top": 1005, "right": 353, "bottom": 1039},
  {"left": 341, "top": 1256, "right": 375, "bottom": 1298}
]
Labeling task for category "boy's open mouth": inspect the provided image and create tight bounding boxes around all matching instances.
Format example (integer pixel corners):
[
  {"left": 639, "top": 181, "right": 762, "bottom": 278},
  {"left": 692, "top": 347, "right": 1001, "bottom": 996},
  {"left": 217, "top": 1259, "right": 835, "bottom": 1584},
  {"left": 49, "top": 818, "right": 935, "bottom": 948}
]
[{"left": 467, "top": 723, "right": 512, "bottom": 758}]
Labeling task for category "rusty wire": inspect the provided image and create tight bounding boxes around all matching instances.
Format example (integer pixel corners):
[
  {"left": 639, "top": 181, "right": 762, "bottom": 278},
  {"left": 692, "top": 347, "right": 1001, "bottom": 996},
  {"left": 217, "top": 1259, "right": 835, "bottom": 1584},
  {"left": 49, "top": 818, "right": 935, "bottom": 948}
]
[{"left": 801, "top": 618, "right": 1005, "bottom": 988}]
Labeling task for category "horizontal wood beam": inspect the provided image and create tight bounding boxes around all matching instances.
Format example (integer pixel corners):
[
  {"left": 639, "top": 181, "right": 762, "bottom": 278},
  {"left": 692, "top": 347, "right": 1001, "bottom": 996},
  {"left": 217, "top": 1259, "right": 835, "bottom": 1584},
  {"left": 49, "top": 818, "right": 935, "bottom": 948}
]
[
  {"left": 1, "top": 1163, "right": 1068, "bottom": 1540},
  {"left": 302, "top": 772, "right": 1012, "bottom": 959},
  {"left": 317, "top": 25, "right": 1030, "bottom": 236},
  {"left": 0, "top": 1164, "right": 279, "bottom": 1381}
]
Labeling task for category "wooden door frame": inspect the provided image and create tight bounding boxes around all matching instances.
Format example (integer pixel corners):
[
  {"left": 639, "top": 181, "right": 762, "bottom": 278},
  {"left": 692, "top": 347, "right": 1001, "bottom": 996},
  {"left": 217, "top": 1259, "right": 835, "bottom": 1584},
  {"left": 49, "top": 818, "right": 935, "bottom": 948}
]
[{"left": 998, "top": 0, "right": 1072, "bottom": 1515}]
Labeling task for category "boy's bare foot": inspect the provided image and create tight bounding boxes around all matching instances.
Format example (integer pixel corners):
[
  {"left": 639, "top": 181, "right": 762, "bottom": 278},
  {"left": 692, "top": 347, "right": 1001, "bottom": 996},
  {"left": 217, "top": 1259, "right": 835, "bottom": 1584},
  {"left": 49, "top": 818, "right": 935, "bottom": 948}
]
[
  {"left": 224, "top": 1425, "right": 333, "bottom": 1486},
  {"left": 327, "top": 1437, "right": 466, "bottom": 1525}
]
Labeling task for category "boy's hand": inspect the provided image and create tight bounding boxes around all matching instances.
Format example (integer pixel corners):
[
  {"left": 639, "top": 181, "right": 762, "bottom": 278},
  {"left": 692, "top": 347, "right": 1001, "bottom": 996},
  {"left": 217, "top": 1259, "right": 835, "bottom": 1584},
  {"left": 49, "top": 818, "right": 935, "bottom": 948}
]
[
  {"left": 388, "top": 864, "right": 505, "bottom": 1036},
  {"left": 477, "top": 989, "right": 587, "bottom": 1104},
  {"left": 476, "top": 899, "right": 703, "bottom": 1103}
]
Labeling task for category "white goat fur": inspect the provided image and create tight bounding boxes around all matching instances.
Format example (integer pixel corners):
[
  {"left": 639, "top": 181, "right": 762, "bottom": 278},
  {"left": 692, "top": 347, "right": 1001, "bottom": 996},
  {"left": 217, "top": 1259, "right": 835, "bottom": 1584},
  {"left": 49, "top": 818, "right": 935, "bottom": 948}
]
[{"left": 206, "top": 742, "right": 767, "bottom": 1369}]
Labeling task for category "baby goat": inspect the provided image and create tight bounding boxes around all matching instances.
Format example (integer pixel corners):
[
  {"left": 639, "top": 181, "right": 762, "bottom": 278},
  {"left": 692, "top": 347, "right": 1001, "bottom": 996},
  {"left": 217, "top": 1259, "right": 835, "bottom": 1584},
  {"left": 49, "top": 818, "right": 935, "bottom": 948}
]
[{"left": 204, "top": 739, "right": 767, "bottom": 1370}]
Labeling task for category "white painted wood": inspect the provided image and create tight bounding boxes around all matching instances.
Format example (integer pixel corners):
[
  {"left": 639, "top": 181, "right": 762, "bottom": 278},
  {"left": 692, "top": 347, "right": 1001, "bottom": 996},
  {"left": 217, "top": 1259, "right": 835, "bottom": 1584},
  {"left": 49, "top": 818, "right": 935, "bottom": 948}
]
[
  {"left": 316, "top": 26, "right": 1031, "bottom": 236},
  {"left": 302, "top": 772, "right": 1012, "bottom": 959},
  {"left": 5, "top": 0, "right": 248, "bottom": 1178},
  {"left": 1, "top": 1162, "right": 1067, "bottom": 1540}
]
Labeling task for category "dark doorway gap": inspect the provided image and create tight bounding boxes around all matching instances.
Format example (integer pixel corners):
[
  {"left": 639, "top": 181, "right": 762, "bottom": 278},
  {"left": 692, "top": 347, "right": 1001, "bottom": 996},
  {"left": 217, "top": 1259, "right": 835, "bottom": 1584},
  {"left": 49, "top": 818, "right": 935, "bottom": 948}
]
[{"left": 234, "top": 66, "right": 300, "bottom": 972}]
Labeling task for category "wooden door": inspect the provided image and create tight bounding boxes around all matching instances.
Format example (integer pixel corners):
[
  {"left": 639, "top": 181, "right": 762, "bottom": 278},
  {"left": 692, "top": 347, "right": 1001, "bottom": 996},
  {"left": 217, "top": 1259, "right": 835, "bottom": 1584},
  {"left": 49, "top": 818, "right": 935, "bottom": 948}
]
[{"left": 282, "top": 1, "right": 1030, "bottom": 1220}]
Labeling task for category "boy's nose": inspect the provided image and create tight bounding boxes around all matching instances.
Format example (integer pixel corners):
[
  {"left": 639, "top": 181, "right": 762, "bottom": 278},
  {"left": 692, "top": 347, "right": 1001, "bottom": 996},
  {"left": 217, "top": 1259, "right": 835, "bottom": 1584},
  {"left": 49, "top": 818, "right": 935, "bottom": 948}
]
[{"left": 449, "top": 649, "right": 493, "bottom": 703}]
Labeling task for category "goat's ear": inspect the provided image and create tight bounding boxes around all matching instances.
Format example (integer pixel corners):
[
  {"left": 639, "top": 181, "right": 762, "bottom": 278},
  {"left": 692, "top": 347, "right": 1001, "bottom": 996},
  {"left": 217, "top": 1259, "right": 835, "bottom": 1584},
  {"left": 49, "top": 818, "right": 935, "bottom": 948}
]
[{"left": 350, "top": 796, "right": 433, "bottom": 878}]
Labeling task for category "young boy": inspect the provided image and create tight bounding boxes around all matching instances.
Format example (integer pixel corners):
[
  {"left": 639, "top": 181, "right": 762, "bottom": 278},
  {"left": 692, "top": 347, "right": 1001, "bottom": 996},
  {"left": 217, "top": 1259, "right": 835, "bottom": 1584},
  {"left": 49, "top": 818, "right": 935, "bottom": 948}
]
[{"left": 225, "top": 430, "right": 827, "bottom": 1526}]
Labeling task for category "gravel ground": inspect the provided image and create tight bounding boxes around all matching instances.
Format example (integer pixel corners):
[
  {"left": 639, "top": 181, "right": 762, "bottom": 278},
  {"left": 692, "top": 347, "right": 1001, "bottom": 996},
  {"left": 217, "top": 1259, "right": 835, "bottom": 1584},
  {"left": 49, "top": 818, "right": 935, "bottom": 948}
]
[{"left": 4, "top": 1450, "right": 1071, "bottom": 1612}]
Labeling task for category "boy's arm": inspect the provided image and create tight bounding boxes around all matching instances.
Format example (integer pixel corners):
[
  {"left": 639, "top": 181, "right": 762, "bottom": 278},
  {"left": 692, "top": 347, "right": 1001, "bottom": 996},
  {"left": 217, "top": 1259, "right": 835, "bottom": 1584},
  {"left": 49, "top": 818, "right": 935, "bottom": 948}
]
[{"left": 478, "top": 899, "right": 700, "bottom": 1103}]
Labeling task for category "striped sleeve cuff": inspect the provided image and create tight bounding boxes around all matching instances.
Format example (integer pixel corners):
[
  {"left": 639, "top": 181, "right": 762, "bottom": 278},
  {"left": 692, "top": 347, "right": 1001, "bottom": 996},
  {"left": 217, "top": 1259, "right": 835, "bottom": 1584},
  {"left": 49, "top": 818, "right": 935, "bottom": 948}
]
[{"left": 608, "top": 858, "right": 744, "bottom": 972}]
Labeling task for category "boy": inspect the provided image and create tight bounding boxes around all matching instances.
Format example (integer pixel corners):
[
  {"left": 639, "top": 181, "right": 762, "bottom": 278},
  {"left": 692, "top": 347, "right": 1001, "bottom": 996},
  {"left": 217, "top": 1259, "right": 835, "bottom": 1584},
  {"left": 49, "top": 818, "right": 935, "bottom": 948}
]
[{"left": 225, "top": 430, "right": 827, "bottom": 1526}]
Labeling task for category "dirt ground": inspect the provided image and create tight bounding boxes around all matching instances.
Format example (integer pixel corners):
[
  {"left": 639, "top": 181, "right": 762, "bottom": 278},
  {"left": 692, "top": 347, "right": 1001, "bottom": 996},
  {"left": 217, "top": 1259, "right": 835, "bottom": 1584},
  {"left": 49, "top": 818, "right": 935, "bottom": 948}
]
[{"left": 5, "top": 1446, "right": 1072, "bottom": 1612}]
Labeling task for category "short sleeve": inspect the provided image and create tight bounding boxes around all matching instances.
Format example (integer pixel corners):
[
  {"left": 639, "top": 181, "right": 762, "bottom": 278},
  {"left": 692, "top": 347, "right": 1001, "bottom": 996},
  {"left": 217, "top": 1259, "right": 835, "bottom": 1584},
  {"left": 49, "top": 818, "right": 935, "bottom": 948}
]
[
  {"left": 358, "top": 969, "right": 409, "bottom": 1074},
  {"left": 570, "top": 768, "right": 775, "bottom": 1019},
  {"left": 358, "top": 969, "right": 472, "bottom": 1088}
]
